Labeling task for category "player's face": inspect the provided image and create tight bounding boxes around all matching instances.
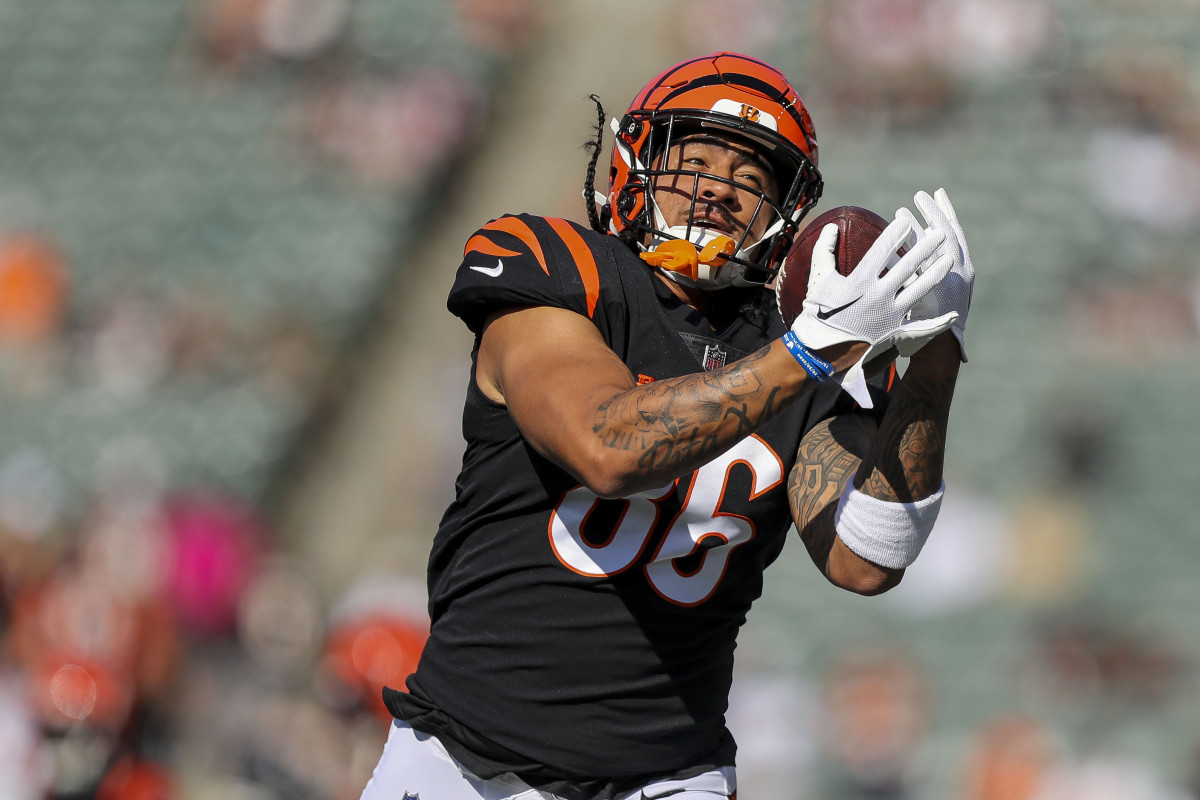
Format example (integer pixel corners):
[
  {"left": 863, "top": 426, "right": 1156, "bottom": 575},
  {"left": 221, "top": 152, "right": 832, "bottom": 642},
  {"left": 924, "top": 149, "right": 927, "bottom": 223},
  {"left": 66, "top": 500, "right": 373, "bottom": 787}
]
[{"left": 651, "top": 133, "right": 780, "bottom": 244}]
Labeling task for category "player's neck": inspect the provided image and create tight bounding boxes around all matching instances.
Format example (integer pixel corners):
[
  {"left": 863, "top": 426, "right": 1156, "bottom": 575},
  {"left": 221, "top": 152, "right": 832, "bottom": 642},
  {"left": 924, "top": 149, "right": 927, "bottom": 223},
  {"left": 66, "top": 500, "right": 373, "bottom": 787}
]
[{"left": 654, "top": 271, "right": 743, "bottom": 330}]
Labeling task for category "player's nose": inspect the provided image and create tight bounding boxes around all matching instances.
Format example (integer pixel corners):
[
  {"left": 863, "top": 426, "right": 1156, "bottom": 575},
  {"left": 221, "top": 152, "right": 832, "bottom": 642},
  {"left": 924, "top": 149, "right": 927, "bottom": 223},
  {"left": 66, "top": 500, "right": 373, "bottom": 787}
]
[{"left": 695, "top": 171, "right": 738, "bottom": 207}]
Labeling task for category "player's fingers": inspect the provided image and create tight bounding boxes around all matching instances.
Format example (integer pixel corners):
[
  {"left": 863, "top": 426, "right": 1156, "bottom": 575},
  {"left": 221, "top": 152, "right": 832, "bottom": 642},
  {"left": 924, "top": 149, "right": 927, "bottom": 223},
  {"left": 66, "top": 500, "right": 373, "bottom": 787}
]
[
  {"left": 895, "top": 251, "right": 954, "bottom": 310},
  {"left": 892, "top": 208, "right": 927, "bottom": 295},
  {"left": 915, "top": 190, "right": 968, "bottom": 273},
  {"left": 815, "top": 221, "right": 839, "bottom": 253},
  {"left": 806, "top": 223, "right": 839, "bottom": 292},
  {"left": 914, "top": 191, "right": 959, "bottom": 248},
  {"left": 858, "top": 215, "right": 919, "bottom": 280},
  {"left": 893, "top": 207, "right": 921, "bottom": 252},
  {"left": 880, "top": 226, "right": 946, "bottom": 290},
  {"left": 934, "top": 188, "right": 962, "bottom": 231},
  {"left": 914, "top": 190, "right": 949, "bottom": 231},
  {"left": 935, "top": 188, "right": 974, "bottom": 276}
]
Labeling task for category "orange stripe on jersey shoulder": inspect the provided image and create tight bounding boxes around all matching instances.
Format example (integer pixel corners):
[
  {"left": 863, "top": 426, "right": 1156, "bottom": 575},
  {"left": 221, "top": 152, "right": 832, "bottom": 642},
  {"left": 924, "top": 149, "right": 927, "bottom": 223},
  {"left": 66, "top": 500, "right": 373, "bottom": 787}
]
[
  {"left": 463, "top": 234, "right": 521, "bottom": 259},
  {"left": 466, "top": 216, "right": 549, "bottom": 274},
  {"left": 545, "top": 218, "right": 600, "bottom": 318},
  {"left": 886, "top": 362, "right": 897, "bottom": 393}
]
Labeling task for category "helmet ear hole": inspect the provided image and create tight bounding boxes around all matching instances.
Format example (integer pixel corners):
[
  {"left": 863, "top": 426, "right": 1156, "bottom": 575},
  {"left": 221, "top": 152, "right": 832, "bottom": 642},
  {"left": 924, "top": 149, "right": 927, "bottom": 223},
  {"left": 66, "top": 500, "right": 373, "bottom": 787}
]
[
  {"left": 616, "top": 187, "right": 639, "bottom": 218},
  {"left": 620, "top": 114, "right": 642, "bottom": 139}
]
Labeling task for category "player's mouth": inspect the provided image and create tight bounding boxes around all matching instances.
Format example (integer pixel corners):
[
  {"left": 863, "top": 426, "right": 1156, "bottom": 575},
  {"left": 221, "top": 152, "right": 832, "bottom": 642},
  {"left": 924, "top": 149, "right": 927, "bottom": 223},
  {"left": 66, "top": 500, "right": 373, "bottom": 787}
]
[{"left": 689, "top": 207, "right": 738, "bottom": 236}]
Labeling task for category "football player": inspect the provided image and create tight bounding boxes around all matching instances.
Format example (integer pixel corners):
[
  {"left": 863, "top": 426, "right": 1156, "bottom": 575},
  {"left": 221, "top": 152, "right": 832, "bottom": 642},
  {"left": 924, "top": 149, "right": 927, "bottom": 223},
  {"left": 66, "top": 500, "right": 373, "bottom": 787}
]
[{"left": 360, "top": 52, "right": 973, "bottom": 800}]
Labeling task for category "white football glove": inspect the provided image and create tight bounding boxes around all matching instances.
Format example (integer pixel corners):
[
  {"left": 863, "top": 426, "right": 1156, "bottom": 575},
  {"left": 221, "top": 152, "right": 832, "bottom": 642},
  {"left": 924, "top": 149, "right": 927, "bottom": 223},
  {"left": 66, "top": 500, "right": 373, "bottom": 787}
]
[
  {"left": 790, "top": 216, "right": 958, "bottom": 409},
  {"left": 896, "top": 188, "right": 974, "bottom": 361}
]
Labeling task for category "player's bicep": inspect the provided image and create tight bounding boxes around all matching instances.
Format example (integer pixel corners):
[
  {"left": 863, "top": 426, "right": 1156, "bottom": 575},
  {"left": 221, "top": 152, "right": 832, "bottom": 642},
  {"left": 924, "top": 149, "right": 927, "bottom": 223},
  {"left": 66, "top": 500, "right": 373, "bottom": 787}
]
[
  {"left": 788, "top": 412, "right": 877, "bottom": 571},
  {"left": 477, "top": 305, "right": 635, "bottom": 478}
]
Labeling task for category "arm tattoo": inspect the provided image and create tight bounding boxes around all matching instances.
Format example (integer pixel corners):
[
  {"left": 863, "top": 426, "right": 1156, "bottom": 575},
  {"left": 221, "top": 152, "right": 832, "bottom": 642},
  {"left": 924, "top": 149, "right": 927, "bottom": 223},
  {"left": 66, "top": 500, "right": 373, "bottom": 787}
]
[
  {"left": 789, "top": 414, "right": 876, "bottom": 574},
  {"left": 788, "top": 353, "right": 958, "bottom": 581},
  {"left": 861, "top": 366, "right": 956, "bottom": 502},
  {"left": 592, "top": 346, "right": 799, "bottom": 480}
]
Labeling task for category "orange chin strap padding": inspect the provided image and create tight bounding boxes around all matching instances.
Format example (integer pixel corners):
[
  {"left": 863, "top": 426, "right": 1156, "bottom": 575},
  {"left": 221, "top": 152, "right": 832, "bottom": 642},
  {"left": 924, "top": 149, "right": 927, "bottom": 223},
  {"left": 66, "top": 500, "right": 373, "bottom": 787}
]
[{"left": 639, "top": 235, "right": 735, "bottom": 281}]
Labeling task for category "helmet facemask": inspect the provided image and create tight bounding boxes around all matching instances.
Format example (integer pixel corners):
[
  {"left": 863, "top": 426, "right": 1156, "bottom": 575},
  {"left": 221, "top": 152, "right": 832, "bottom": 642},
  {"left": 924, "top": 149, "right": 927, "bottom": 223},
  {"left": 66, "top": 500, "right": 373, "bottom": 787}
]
[{"left": 612, "top": 110, "right": 822, "bottom": 289}]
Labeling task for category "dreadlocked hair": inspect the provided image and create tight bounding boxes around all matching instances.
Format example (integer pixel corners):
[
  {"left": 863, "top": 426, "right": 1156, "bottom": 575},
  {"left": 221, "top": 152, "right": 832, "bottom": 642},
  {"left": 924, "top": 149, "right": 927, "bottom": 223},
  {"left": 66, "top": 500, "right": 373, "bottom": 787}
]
[{"left": 582, "top": 94, "right": 607, "bottom": 234}]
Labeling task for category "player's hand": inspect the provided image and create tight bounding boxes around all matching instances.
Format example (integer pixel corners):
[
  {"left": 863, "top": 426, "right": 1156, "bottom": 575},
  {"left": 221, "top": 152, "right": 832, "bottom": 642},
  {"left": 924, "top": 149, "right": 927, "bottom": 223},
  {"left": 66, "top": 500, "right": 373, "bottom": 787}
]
[
  {"left": 895, "top": 189, "right": 974, "bottom": 361},
  {"left": 790, "top": 216, "right": 958, "bottom": 408}
]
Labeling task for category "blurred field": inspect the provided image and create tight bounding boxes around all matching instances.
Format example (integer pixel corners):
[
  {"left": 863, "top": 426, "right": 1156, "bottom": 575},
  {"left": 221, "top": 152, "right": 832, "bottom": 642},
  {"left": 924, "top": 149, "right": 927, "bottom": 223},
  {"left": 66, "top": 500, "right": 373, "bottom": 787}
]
[{"left": 1, "top": 0, "right": 1199, "bottom": 798}]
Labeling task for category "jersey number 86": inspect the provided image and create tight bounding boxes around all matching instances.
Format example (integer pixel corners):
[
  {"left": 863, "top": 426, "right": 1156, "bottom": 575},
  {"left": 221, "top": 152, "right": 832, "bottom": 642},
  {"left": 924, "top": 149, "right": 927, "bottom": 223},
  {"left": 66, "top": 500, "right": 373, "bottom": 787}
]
[{"left": 549, "top": 435, "right": 783, "bottom": 606}]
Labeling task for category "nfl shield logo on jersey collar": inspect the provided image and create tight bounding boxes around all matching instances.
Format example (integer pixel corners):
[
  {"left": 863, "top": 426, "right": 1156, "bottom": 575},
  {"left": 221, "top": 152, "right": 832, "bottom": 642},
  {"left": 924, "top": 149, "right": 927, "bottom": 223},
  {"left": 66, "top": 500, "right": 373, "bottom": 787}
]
[
  {"left": 703, "top": 343, "right": 727, "bottom": 371},
  {"left": 678, "top": 332, "right": 744, "bottom": 372}
]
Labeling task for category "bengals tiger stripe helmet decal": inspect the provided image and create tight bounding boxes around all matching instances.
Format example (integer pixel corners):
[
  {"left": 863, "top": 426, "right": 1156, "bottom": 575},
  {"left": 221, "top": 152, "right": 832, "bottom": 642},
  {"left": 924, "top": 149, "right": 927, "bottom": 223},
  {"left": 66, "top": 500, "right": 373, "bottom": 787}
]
[{"left": 605, "top": 52, "right": 823, "bottom": 289}]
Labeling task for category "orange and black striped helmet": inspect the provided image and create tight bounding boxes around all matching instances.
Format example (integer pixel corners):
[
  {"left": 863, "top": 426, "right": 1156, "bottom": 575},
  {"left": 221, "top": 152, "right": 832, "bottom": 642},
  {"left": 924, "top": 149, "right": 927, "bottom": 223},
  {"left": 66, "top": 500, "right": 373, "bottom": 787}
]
[{"left": 605, "top": 52, "right": 822, "bottom": 288}]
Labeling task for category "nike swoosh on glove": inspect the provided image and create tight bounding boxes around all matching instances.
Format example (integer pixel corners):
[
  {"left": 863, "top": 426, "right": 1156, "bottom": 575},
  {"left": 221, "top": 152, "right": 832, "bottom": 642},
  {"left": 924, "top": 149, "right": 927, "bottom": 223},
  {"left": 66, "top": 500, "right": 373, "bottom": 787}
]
[
  {"left": 790, "top": 216, "right": 958, "bottom": 409},
  {"left": 896, "top": 188, "right": 974, "bottom": 361}
]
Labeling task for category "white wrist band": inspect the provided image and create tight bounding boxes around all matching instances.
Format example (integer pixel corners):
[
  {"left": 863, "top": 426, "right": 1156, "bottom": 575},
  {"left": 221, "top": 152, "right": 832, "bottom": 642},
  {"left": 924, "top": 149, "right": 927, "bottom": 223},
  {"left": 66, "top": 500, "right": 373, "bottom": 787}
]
[{"left": 834, "top": 479, "right": 945, "bottom": 569}]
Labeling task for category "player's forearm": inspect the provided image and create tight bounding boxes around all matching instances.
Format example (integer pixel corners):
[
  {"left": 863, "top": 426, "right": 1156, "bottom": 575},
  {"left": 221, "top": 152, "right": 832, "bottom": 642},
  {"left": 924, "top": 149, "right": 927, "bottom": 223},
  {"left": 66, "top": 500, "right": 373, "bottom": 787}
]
[
  {"left": 855, "top": 333, "right": 960, "bottom": 501},
  {"left": 788, "top": 415, "right": 903, "bottom": 594},
  {"left": 588, "top": 339, "right": 862, "bottom": 497}
]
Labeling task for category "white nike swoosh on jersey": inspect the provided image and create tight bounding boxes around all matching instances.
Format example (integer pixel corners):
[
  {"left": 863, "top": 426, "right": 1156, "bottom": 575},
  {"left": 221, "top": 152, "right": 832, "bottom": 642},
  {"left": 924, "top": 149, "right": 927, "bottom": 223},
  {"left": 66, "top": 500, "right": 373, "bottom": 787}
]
[{"left": 469, "top": 260, "right": 504, "bottom": 277}]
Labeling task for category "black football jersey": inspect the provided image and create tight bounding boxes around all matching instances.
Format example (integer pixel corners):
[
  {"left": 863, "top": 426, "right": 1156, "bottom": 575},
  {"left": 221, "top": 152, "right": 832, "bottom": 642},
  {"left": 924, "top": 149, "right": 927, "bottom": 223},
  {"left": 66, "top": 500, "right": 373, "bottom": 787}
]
[{"left": 385, "top": 214, "right": 888, "bottom": 797}]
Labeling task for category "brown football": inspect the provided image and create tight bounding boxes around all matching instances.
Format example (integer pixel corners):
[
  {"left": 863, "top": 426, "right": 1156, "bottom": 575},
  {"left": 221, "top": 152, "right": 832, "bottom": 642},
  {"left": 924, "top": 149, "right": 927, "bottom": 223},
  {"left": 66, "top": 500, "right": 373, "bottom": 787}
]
[{"left": 775, "top": 205, "right": 891, "bottom": 326}]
